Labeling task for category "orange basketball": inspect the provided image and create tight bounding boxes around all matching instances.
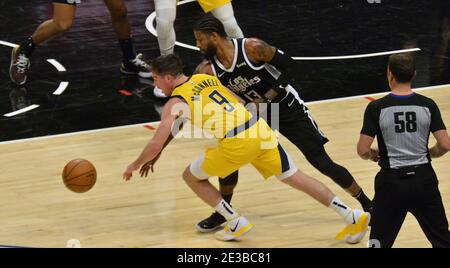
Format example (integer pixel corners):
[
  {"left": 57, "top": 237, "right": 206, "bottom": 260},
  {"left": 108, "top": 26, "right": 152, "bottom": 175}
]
[{"left": 62, "top": 159, "right": 97, "bottom": 193}]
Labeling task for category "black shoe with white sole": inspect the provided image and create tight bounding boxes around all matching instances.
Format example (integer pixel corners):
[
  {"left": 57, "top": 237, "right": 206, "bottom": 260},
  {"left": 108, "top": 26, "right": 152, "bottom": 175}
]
[
  {"left": 196, "top": 212, "right": 227, "bottom": 233},
  {"left": 120, "top": 53, "right": 151, "bottom": 78}
]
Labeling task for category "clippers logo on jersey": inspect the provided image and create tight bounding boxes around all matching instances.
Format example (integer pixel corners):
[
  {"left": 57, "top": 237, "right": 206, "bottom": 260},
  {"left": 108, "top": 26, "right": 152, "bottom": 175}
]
[{"left": 227, "top": 75, "right": 261, "bottom": 95}]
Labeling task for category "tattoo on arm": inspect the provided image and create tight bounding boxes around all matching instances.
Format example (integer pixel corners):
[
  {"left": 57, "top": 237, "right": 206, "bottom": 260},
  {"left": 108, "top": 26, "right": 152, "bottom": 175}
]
[{"left": 246, "top": 38, "right": 276, "bottom": 63}]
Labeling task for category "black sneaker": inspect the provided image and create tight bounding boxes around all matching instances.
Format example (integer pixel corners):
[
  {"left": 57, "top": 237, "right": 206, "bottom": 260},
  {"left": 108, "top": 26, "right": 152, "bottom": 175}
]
[
  {"left": 196, "top": 212, "right": 226, "bottom": 233},
  {"left": 120, "top": 53, "right": 152, "bottom": 78},
  {"left": 9, "top": 46, "right": 30, "bottom": 85}
]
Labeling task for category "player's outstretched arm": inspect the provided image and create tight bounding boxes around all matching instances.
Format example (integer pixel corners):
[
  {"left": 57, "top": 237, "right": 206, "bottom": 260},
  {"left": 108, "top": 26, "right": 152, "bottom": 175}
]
[
  {"left": 139, "top": 118, "right": 187, "bottom": 177},
  {"left": 123, "top": 98, "right": 184, "bottom": 181},
  {"left": 245, "top": 38, "right": 297, "bottom": 101}
]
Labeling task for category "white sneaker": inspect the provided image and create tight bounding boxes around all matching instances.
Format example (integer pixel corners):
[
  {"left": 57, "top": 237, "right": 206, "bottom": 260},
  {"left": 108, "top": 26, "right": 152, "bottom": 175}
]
[
  {"left": 214, "top": 216, "right": 254, "bottom": 241},
  {"left": 153, "top": 86, "right": 167, "bottom": 98},
  {"left": 335, "top": 209, "right": 371, "bottom": 244},
  {"left": 347, "top": 224, "right": 371, "bottom": 244}
]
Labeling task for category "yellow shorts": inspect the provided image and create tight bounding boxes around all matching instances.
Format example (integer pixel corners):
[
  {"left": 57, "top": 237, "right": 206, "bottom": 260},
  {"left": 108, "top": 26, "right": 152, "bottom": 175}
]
[
  {"left": 197, "top": 0, "right": 231, "bottom": 13},
  {"left": 190, "top": 120, "right": 298, "bottom": 180}
]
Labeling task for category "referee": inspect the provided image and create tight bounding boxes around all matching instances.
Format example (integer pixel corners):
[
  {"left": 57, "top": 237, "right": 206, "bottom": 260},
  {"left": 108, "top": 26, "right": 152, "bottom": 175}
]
[{"left": 357, "top": 53, "right": 450, "bottom": 248}]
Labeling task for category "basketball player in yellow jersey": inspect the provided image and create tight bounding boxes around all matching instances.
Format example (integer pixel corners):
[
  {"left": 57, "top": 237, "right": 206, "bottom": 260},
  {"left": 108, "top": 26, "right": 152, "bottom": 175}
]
[{"left": 123, "top": 54, "right": 370, "bottom": 242}]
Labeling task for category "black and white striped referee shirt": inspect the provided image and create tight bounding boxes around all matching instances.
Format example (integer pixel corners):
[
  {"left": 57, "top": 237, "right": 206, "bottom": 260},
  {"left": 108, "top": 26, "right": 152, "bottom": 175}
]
[{"left": 361, "top": 92, "right": 446, "bottom": 169}]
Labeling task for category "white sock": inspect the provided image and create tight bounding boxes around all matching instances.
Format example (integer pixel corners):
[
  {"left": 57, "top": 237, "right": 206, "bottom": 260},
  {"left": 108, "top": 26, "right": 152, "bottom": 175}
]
[
  {"left": 214, "top": 199, "right": 239, "bottom": 221},
  {"left": 329, "top": 196, "right": 352, "bottom": 222}
]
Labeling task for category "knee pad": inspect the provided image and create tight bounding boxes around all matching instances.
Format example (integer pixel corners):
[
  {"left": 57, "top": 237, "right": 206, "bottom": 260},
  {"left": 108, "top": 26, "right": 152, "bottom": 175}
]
[
  {"left": 155, "top": 14, "right": 175, "bottom": 39},
  {"left": 211, "top": 3, "right": 243, "bottom": 38},
  {"left": 154, "top": 0, "right": 177, "bottom": 10},
  {"left": 154, "top": 2, "right": 176, "bottom": 54},
  {"left": 189, "top": 154, "right": 210, "bottom": 180},
  {"left": 155, "top": 15, "right": 175, "bottom": 54}
]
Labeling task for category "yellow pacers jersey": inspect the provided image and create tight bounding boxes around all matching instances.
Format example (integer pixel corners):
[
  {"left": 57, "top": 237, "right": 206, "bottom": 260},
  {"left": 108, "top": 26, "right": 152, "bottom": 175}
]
[
  {"left": 197, "top": 0, "right": 231, "bottom": 13},
  {"left": 174, "top": 75, "right": 292, "bottom": 180},
  {"left": 172, "top": 74, "right": 251, "bottom": 138}
]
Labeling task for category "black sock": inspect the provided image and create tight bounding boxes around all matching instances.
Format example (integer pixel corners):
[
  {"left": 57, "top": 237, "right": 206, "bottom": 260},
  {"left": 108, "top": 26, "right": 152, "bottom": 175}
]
[
  {"left": 222, "top": 194, "right": 233, "bottom": 206},
  {"left": 20, "top": 37, "right": 36, "bottom": 58},
  {"left": 353, "top": 189, "right": 373, "bottom": 212},
  {"left": 119, "top": 38, "right": 136, "bottom": 63}
]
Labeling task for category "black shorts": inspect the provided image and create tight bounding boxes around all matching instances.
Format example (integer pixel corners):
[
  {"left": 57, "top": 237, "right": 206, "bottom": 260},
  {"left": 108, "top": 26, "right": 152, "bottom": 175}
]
[
  {"left": 264, "top": 91, "right": 329, "bottom": 154},
  {"left": 369, "top": 164, "right": 450, "bottom": 247},
  {"left": 53, "top": 0, "right": 80, "bottom": 5}
]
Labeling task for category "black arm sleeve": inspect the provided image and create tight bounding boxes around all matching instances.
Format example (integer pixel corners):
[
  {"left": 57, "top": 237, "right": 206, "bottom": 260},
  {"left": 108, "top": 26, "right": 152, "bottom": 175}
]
[
  {"left": 429, "top": 100, "right": 446, "bottom": 132},
  {"left": 268, "top": 48, "right": 297, "bottom": 94},
  {"left": 360, "top": 102, "right": 379, "bottom": 137}
]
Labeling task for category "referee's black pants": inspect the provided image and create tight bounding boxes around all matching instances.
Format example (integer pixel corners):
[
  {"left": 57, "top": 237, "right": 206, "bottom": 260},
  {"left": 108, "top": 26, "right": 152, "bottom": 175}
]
[{"left": 369, "top": 164, "right": 450, "bottom": 248}]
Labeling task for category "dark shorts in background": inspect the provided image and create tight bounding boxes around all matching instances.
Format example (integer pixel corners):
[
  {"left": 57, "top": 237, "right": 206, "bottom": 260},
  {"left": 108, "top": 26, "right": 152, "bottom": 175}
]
[{"left": 53, "top": 0, "right": 80, "bottom": 5}]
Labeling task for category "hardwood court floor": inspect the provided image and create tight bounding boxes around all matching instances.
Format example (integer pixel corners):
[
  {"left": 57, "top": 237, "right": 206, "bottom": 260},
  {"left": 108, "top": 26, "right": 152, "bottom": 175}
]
[{"left": 0, "top": 87, "right": 448, "bottom": 248}]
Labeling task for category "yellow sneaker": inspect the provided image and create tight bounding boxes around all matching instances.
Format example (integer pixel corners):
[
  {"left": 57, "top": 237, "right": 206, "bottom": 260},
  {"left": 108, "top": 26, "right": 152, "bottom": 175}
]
[
  {"left": 214, "top": 216, "right": 254, "bottom": 241},
  {"left": 335, "top": 209, "right": 371, "bottom": 244}
]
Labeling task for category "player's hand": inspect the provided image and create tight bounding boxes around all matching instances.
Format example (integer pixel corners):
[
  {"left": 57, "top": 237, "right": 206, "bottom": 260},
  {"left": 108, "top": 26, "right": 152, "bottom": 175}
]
[
  {"left": 123, "top": 162, "right": 139, "bottom": 181},
  {"left": 264, "top": 88, "right": 279, "bottom": 102},
  {"left": 370, "top": 148, "right": 380, "bottom": 162},
  {"left": 139, "top": 153, "right": 161, "bottom": 178}
]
